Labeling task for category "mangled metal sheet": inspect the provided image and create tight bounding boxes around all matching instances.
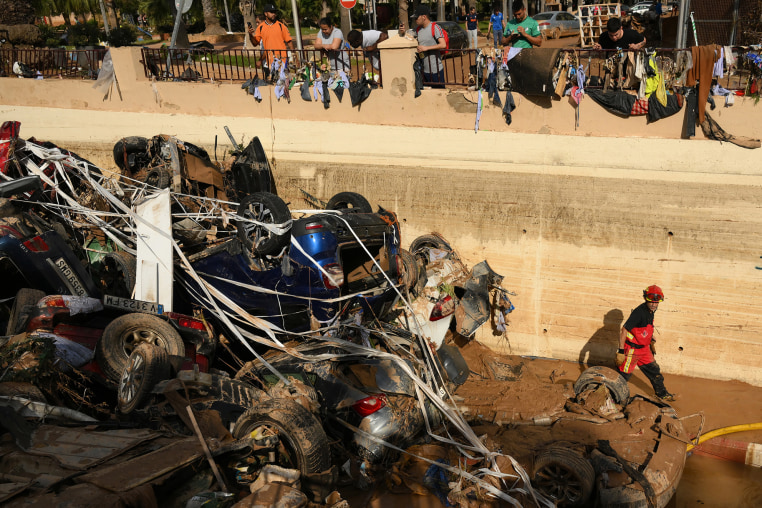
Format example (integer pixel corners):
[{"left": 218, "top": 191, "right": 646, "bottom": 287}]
[
  {"left": 135, "top": 188, "right": 173, "bottom": 311},
  {"left": 21, "top": 425, "right": 160, "bottom": 470}
]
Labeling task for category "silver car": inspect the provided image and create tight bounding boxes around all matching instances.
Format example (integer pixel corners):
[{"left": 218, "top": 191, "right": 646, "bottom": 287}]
[{"left": 533, "top": 11, "right": 580, "bottom": 39}]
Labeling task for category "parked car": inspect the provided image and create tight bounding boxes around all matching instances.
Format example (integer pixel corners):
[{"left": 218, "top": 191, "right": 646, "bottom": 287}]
[
  {"left": 630, "top": 2, "right": 655, "bottom": 16},
  {"left": 436, "top": 21, "right": 469, "bottom": 53},
  {"left": 533, "top": 11, "right": 581, "bottom": 39}
]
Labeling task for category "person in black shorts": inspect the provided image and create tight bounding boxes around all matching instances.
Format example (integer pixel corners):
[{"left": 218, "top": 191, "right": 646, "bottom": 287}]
[{"left": 593, "top": 17, "right": 646, "bottom": 50}]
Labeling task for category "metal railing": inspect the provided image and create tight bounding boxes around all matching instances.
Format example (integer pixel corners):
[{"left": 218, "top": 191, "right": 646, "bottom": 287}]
[
  {"left": 0, "top": 47, "right": 107, "bottom": 79},
  {"left": 436, "top": 47, "right": 757, "bottom": 92},
  {"left": 140, "top": 47, "right": 382, "bottom": 86}
]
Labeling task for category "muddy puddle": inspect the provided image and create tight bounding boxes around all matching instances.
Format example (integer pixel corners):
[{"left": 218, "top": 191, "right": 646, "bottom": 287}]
[{"left": 670, "top": 454, "right": 762, "bottom": 507}]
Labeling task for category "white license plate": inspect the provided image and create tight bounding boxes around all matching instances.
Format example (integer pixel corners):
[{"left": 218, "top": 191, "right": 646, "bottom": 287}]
[{"left": 103, "top": 295, "right": 163, "bottom": 315}]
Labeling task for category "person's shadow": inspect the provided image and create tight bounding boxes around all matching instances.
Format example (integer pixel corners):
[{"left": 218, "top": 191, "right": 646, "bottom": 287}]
[{"left": 578, "top": 309, "right": 623, "bottom": 370}]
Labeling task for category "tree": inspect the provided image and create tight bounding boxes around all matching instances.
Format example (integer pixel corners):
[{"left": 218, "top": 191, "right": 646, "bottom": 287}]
[
  {"left": 239, "top": 0, "right": 254, "bottom": 46},
  {"left": 201, "top": 0, "right": 226, "bottom": 34},
  {"left": 399, "top": 0, "right": 408, "bottom": 30}
]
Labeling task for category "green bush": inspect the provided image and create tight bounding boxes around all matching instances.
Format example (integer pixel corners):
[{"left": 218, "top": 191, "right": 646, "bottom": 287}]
[
  {"left": 107, "top": 25, "right": 137, "bottom": 47},
  {"left": 67, "top": 20, "right": 102, "bottom": 47},
  {"left": 38, "top": 23, "right": 64, "bottom": 47}
]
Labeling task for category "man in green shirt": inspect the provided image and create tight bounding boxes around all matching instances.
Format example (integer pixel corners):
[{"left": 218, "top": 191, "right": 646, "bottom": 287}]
[{"left": 502, "top": 0, "right": 542, "bottom": 48}]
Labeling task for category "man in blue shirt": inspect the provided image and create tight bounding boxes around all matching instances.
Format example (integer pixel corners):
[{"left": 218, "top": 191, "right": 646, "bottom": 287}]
[
  {"left": 502, "top": 0, "right": 542, "bottom": 48},
  {"left": 486, "top": 6, "right": 504, "bottom": 49},
  {"left": 465, "top": 6, "right": 478, "bottom": 49}
]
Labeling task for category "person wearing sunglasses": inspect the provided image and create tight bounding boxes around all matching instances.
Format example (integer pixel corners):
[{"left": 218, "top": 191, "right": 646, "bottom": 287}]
[{"left": 616, "top": 285, "right": 676, "bottom": 401}]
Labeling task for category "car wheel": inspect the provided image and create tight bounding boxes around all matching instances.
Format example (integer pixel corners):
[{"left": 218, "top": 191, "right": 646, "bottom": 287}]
[
  {"left": 100, "top": 251, "right": 137, "bottom": 299},
  {"left": 145, "top": 168, "right": 172, "bottom": 189},
  {"left": 118, "top": 343, "right": 170, "bottom": 414},
  {"left": 6, "top": 288, "right": 45, "bottom": 336},
  {"left": 113, "top": 136, "right": 149, "bottom": 175},
  {"left": 325, "top": 192, "right": 373, "bottom": 213},
  {"left": 574, "top": 365, "right": 630, "bottom": 405},
  {"left": 400, "top": 248, "right": 426, "bottom": 296},
  {"left": 232, "top": 398, "right": 333, "bottom": 500},
  {"left": 96, "top": 313, "right": 184, "bottom": 385},
  {"left": 236, "top": 192, "right": 292, "bottom": 257},
  {"left": 533, "top": 447, "right": 595, "bottom": 507},
  {"left": 410, "top": 234, "right": 453, "bottom": 264}
]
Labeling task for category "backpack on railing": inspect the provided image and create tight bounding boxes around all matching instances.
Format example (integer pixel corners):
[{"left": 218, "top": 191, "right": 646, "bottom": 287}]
[{"left": 416, "top": 23, "right": 450, "bottom": 56}]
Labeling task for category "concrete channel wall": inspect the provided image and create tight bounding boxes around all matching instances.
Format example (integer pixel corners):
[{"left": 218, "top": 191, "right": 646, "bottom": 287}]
[{"left": 1, "top": 43, "right": 761, "bottom": 386}]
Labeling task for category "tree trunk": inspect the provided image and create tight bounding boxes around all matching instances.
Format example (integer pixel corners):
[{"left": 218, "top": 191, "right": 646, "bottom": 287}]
[
  {"left": 320, "top": 0, "right": 330, "bottom": 19},
  {"left": 399, "top": 0, "right": 408, "bottom": 30},
  {"left": 167, "top": 0, "right": 190, "bottom": 48},
  {"left": 239, "top": 0, "right": 255, "bottom": 48},
  {"left": 109, "top": 0, "right": 120, "bottom": 29},
  {"left": 339, "top": 5, "right": 350, "bottom": 38},
  {"left": 437, "top": 0, "right": 444, "bottom": 21},
  {"left": 201, "top": 0, "right": 226, "bottom": 35}
]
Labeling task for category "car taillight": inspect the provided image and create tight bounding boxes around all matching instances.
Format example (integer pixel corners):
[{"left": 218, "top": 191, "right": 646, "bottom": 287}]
[
  {"left": 539, "top": 22, "right": 550, "bottom": 28},
  {"left": 23, "top": 236, "right": 49, "bottom": 252},
  {"left": 178, "top": 317, "right": 206, "bottom": 331},
  {"left": 352, "top": 394, "right": 387, "bottom": 417},
  {"left": 429, "top": 295, "right": 455, "bottom": 321},
  {"left": 39, "top": 295, "right": 66, "bottom": 308},
  {"left": 322, "top": 263, "right": 344, "bottom": 289},
  {"left": 305, "top": 222, "right": 324, "bottom": 230}
]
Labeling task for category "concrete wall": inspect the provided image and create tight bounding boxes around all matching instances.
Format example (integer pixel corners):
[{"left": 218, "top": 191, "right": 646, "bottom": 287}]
[{"left": 1, "top": 43, "right": 762, "bottom": 385}]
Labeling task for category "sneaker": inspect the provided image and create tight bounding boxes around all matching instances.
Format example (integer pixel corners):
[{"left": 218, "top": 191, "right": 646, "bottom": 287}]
[{"left": 658, "top": 392, "right": 677, "bottom": 402}]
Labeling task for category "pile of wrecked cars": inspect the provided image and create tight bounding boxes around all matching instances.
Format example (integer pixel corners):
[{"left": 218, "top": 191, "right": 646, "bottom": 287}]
[{"left": 0, "top": 121, "right": 687, "bottom": 507}]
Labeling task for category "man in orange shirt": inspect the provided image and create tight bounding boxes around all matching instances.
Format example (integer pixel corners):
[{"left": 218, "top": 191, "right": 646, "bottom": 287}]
[{"left": 248, "top": 4, "right": 295, "bottom": 70}]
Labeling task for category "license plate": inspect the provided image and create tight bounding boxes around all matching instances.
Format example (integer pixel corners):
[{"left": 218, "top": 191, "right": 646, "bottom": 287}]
[
  {"left": 103, "top": 295, "right": 163, "bottom": 315},
  {"left": 49, "top": 257, "right": 87, "bottom": 296}
]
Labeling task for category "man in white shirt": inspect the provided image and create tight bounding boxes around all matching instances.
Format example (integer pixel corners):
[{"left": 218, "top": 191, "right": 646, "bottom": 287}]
[{"left": 347, "top": 29, "right": 389, "bottom": 70}]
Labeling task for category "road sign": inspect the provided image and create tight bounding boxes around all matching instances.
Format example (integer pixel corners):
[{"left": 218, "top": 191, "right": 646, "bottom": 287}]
[
  {"left": 340, "top": 0, "right": 357, "bottom": 9},
  {"left": 175, "top": 0, "right": 192, "bottom": 14}
]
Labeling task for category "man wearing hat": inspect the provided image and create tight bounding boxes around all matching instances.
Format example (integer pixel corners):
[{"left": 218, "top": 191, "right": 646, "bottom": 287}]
[
  {"left": 248, "top": 4, "right": 295, "bottom": 69},
  {"left": 412, "top": 5, "right": 446, "bottom": 88}
]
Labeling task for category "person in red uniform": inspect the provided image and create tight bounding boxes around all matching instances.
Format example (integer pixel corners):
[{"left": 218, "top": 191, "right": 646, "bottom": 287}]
[{"left": 616, "top": 285, "right": 676, "bottom": 401}]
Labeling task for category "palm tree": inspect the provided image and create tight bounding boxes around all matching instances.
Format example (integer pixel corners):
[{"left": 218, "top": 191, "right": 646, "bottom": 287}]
[{"left": 201, "top": 0, "right": 226, "bottom": 34}]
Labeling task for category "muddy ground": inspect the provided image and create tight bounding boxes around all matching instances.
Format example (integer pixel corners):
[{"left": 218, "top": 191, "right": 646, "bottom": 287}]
[{"left": 344, "top": 339, "right": 762, "bottom": 507}]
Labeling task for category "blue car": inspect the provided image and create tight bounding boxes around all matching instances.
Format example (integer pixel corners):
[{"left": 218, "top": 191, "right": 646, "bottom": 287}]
[{"left": 178, "top": 200, "right": 403, "bottom": 333}]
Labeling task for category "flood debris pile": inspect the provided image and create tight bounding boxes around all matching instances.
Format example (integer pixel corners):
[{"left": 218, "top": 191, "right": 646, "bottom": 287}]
[{"left": 0, "top": 120, "right": 687, "bottom": 508}]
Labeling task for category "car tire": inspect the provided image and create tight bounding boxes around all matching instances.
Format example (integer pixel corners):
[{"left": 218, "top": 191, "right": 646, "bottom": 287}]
[
  {"left": 574, "top": 365, "right": 630, "bottom": 405},
  {"left": 145, "top": 168, "right": 172, "bottom": 189},
  {"left": 96, "top": 313, "right": 184, "bottom": 385},
  {"left": 113, "top": 136, "right": 149, "bottom": 174},
  {"left": 236, "top": 192, "right": 292, "bottom": 257},
  {"left": 326, "top": 192, "right": 373, "bottom": 213},
  {"left": 399, "top": 249, "right": 418, "bottom": 291},
  {"left": 6, "top": 288, "right": 45, "bottom": 336},
  {"left": 118, "top": 343, "right": 170, "bottom": 414},
  {"left": 410, "top": 234, "right": 453, "bottom": 264},
  {"left": 100, "top": 251, "right": 137, "bottom": 299},
  {"left": 232, "top": 398, "right": 333, "bottom": 500},
  {"left": 552, "top": 27, "right": 561, "bottom": 39},
  {"left": 533, "top": 447, "right": 595, "bottom": 507}
]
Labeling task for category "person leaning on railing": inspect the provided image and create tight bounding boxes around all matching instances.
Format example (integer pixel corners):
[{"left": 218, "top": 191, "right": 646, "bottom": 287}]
[
  {"left": 347, "top": 29, "right": 389, "bottom": 71},
  {"left": 248, "top": 3, "right": 296, "bottom": 74},
  {"left": 592, "top": 17, "right": 646, "bottom": 50},
  {"left": 314, "top": 16, "right": 351, "bottom": 72}
]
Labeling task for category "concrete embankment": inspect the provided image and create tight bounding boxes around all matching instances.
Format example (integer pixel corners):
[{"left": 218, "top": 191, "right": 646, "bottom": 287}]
[{"left": 1, "top": 44, "right": 761, "bottom": 386}]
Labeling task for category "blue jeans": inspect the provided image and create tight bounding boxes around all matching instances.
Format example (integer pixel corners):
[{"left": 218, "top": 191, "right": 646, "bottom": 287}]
[
  {"left": 492, "top": 29, "right": 502, "bottom": 48},
  {"left": 423, "top": 69, "right": 445, "bottom": 88}
]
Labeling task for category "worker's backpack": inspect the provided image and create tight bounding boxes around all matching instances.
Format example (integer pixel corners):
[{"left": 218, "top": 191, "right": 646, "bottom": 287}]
[{"left": 416, "top": 22, "right": 450, "bottom": 56}]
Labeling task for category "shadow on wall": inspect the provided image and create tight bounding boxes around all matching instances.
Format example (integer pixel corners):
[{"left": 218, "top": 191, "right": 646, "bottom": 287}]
[{"left": 578, "top": 308, "right": 623, "bottom": 368}]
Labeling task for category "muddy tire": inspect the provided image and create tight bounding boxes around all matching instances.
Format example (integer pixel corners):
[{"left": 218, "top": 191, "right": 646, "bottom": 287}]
[
  {"left": 399, "top": 249, "right": 418, "bottom": 290},
  {"left": 326, "top": 192, "right": 372, "bottom": 213},
  {"left": 100, "top": 251, "right": 137, "bottom": 299},
  {"left": 118, "top": 343, "right": 170, "bottom": 414},
  {"left": 96, "top": 313, "right": 184, "bottom": 385},
  {"left": 533, "top": 447, "right": 595, "bottom": 507},
  {"left": 236, "top": 192, "right": 291, "bottom": 256},
  {"left": 145, "top": 168, "right": 172, "bottom": 189},
  {"left": 113, "top": 136, "right": 149, "bottom": 174},
  {"left": 232, "top": 398, "right": 332, "bottom": 498},
  {"left": 574, "top": 365, "right": 630, "bottom": 405},
  {"left": 552, "top": 27, "right": 561, "bottom": 39},
  {"left": 410, "top": 234, "right": 453, "bottom": 264},
  {"left": 6, "top": 288, "right": 45, "bottom": 336}
]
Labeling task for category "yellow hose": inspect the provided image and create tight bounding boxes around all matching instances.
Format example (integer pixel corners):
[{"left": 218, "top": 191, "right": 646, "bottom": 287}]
[{"left": 686, "top": 422, "right": 762, "bottom": 452}]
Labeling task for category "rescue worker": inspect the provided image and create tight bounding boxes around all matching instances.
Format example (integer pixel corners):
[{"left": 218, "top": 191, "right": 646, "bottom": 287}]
[{"left": 616, "top": 285, "right": 676, "bottom": 401}]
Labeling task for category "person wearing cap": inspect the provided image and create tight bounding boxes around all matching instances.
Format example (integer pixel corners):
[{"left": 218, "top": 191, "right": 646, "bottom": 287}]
[
  {"left": 248, "top": 4, "right": 295, "bottom": 68},
  {"left": 616, "top": 285, "right": 676, "bottom": 402},
  {"left": 412, "top": 5, "right": 446, "bottom": 88},
  {"left": 593, "top": 17, "right": 646, "bottom": 50}
]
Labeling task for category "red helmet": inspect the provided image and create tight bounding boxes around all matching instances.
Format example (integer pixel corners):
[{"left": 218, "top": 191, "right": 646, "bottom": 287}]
[{"left": 643, "top": 285, "right": 664, "bottom": 302}]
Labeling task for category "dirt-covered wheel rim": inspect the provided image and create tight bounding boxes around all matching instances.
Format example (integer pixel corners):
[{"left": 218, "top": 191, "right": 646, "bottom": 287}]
[
  {"left": 534, "top": 462, "right": 585, "bottom": 503},
  {"left": 237, "top": 420, "right": 301, "bottom": 470},
  {"left": 119, "top": 349, "right": 147, "bottom": 407},
  {"left": 240, "top": 201, "right": 275, "bottom": 251},
  {"left": 119, "top": 325, "right": 173, "bottom": 357}
]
